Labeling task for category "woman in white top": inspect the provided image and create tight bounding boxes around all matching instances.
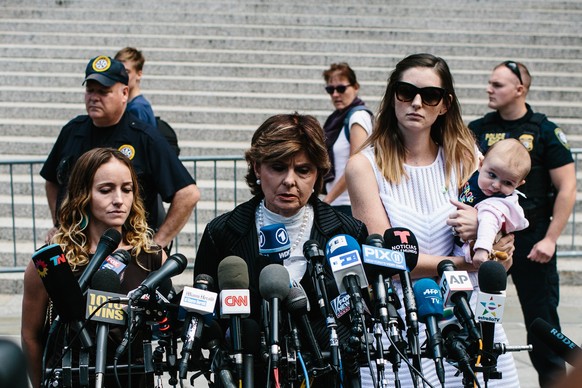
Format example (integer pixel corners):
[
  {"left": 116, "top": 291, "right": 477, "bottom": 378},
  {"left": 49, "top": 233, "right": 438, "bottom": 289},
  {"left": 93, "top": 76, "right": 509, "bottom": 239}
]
[
  {"left": 346, "top": 53, "right": 520, "bottom": 387},
  {"left": 322, "top": 63, "right": 373, "bottom": 216}
]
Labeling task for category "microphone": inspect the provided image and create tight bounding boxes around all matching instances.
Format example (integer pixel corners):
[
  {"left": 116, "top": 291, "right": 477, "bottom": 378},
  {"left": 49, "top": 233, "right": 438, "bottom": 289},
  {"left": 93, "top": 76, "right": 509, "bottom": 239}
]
[
  {"left": 129, "top": 253, "right": 189, "bottom": 303},
  {"left": 438, "top": 308, "right": 473, "bottom": 376},
  {"left": 116, "top": 253, "right": 188, "bottom": 359},
  {"left": 178, "top": 274, "right": 218, "bottom": 379},
  {"left": 530, "top": 318, "right": 582, "bottom": 366},
  {"left": 90, "top": 268, "right": 122, "bottom": 388},
  {"left": 259, "top": 223, "right": 291, "bottom": 264},
  {"left": 241, "top": 319, "right": 260, "bottom": 388},
  {"left": 437, "top": 259, "right": 480, "bottom": 341},
  {"left": 361, "top": 233, "right": 407, "bottom": 332},
  {"left": 100, "top": 249, "right": 130, "bottom": 281},
  {"left": 413, "top": 278, "right": 446, "bottom": 385},
  {"left": 259, "top": 264, "right": 291, "bottom": 369},
  {"left": 78, "top": 228, "right": 122, "bottom": 293},
  {"left": 218, "top": 256, "right": 251, "bottom": 382},
  {"left": 476, "top": 260, "right": 507, "bottom": 381},
  {"left": 325, "top": 234, "right": 368, "bottom": 315},
  {"left": 31, "top": 243, "right": 92, "bottom": 349},
  {"left": 286, "top": 286, "right": 326, "bottom": 368},
  {"left": 383, "top": 227, "right": 419, "bottom": 334}
]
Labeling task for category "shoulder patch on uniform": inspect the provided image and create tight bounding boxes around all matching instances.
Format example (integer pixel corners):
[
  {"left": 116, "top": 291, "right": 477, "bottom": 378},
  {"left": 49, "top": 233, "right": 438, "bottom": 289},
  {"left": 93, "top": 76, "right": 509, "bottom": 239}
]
[
  {"left": 554, "top": 127, "right": 570, "bottom": 149},
  {"left": 118, "top": 145, "right": 135, "bottom": 160},
  {"left": 518, "top": 134, "right": 534, "bottom": 152}
]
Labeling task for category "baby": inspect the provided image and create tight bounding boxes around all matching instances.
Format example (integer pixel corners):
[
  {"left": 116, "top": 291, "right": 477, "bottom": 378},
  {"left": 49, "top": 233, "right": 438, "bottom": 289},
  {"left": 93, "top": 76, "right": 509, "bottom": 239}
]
[{"left": 456, "top": 138, "right": 532, "bottom": 268}]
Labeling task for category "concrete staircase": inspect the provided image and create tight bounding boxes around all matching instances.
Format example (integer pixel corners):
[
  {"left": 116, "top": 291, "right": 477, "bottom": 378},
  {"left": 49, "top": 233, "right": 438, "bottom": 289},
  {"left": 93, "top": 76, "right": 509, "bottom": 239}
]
[{"left": 1, "top": 0, "right": 582, "bottom": 271}]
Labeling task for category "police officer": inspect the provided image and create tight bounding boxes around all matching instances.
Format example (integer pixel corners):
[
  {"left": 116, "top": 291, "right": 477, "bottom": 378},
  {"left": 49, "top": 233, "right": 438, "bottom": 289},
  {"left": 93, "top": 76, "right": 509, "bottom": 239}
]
[
  {"left": 41, "top": 55, "right": 200, "bottom": 249},
  {"left": 469, "top": 60, "right": 576, "bottom": 387}
]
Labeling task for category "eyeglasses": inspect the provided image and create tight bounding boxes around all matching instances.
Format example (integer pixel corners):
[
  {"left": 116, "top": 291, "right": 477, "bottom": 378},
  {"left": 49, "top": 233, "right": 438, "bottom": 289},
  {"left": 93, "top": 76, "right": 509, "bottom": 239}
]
[
  {"left": 503, "top": 61, "right": 523, "bottom": 85},
  {"left": 325, "top": 84, "right": 351, "bottom": 94},
  {"left": 394, "top": 81, "right": 446, "bottom": 106}
]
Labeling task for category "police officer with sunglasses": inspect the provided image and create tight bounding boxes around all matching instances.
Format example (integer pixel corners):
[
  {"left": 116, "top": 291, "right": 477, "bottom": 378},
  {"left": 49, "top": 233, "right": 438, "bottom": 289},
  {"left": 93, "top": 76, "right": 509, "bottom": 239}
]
[{"left": 469, "top": 60, "right": 576, "bottom": 387}]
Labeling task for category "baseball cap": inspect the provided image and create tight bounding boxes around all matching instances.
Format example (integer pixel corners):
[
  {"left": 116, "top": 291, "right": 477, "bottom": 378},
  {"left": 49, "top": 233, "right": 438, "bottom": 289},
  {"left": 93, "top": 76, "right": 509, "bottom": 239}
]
[{"left": 83, "top": 55, "right": 129, "bottom": 87}]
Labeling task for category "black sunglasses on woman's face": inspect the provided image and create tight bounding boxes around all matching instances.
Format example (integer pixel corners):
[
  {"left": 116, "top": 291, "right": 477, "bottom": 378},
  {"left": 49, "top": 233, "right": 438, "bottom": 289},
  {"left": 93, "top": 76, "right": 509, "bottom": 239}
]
[
  {"left": 394, "top": 81, "right": 446, "bottom": 106},
  {"left": 325, "top": 84, "right": 350, "bottom": 94}
]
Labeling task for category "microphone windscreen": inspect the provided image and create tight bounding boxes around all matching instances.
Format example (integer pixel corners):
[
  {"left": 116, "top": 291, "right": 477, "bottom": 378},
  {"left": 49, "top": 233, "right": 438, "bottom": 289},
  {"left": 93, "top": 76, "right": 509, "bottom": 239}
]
[
  {"left": 201, "top": 319, "right": 223, "bottom": 349},
  {"left": 259, "top": 223, "right": 291, "bottom": 264},
  {"left": 413, "top": 278, "right": 444, "bottom": 322},
  {"left": 194, "top": 273, "right": 215, "bottom": 291},
  {"left": 91, "top": 268, "right": 122, "bottom": 293},
  {"left": 437, "top": 259, "right": 456, "bottom": 277},
  {"left": 325, "top": 234, "right": 361, "bottom": 258},
  {"left": 259, "top": 264, "right": 290, "bottom": 300},
  {"left": 478, "top": 260, "right": 507, "bottom": 293},
  {"left": 383, "top": 227, "right": 419, "bottom": 271},
  {"left": 100, "top": 228, "right": 122, "bottom": 251},
  {"left": 530, "top": 317, "right": 582, "bottom": 365},
  {"left": 217, "top": 256, "right": 249, "bottom": 290},
  {"left": 365, "top": 234, "right": 384, "bottom": 247},
  {"left": 111, "top": 249, "right": 131, "bottom": 265},
  {"left": 31, "top": 243, "right": 84, "bottom": 323},
  {"left": 241, "top": 318, "right": 261, "bottom": 355},
  {"left": 286, "top": 286, "right": 308, "bottom": 314}
]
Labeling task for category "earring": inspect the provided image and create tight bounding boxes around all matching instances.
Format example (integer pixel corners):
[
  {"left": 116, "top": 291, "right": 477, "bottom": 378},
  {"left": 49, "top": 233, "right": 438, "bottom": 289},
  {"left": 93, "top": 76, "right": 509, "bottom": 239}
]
[
  {"left": 256, "top": 178, "right": 261, "bottom": 185},
  {"left": 79, "top": 214, "right": 89, "bottom": 231}
]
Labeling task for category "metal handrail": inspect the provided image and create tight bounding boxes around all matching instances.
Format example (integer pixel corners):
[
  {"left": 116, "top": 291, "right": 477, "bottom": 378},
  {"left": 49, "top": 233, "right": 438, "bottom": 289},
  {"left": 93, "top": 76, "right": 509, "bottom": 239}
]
[{"left": 1, "top": 150, "right": 580, "bottom": 273}]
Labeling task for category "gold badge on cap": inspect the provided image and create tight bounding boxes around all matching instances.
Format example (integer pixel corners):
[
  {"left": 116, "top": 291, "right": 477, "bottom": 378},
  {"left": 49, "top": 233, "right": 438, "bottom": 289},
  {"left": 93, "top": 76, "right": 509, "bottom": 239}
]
[
  {"left": 118, "top": 145, "right": 135, "bottom": 160},
  {"left": 92, "top": 56, "right": 111, "bottom": 73}
]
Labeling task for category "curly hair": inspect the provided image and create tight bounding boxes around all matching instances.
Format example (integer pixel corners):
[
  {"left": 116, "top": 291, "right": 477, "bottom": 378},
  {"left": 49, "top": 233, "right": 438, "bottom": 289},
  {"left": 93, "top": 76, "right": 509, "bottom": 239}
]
[
  {"left": 364, "top": 53, "right": 476, "bottom": 188},
  {"left": 54, "top": 148, "right": 158, "bottom": 270},
  {"left": 245, "top": 113, "right": 331, "bottom": 196}
]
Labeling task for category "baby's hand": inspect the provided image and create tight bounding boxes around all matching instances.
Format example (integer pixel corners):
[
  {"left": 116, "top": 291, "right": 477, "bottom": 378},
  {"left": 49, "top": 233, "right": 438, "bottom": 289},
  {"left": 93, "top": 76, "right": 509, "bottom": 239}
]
[{"left": 472, "top": 249, "right": 489, "bottom": 269}]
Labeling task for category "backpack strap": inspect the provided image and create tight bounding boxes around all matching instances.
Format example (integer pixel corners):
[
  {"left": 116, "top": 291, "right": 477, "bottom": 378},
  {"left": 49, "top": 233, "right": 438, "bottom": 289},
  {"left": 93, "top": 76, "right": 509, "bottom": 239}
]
[{"left": 343, "top": 105, "right": 373, "bottom": 141}]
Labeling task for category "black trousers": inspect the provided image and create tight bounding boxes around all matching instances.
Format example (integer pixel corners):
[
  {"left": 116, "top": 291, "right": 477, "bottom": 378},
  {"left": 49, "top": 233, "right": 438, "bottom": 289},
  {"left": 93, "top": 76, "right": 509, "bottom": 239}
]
[{"left": 510, "top": 220, "right": 566, "bottom": 387}]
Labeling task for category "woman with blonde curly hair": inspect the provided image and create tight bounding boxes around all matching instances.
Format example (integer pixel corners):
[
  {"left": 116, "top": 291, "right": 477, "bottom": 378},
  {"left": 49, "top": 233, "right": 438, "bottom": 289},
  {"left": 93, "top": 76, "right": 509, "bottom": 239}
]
[{"left": 22, "top": 147, "right": 166, "bottom": 388}]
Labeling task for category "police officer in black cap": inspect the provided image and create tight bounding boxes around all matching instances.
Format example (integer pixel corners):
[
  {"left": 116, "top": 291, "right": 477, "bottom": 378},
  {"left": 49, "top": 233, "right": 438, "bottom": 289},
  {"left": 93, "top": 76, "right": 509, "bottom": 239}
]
[
  {"left": 468, "top": 60, "right": 575, "bottom": 387},
  {"left": 41, "top": 55, "right": 200, "bottom": 249}
]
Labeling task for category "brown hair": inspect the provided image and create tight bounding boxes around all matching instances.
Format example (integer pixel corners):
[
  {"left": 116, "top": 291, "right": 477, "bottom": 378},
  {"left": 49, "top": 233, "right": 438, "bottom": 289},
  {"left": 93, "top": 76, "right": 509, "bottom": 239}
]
[
  {"left": 323, "top": 62, "right": 360, "bottom": 89},
  {"left": 55, "top": 148, "right": 157, "bottom": 269},
  {"left": 245, "top": 113, "right": 331, "bottom": 196},
  {"left": 114, "top": 47, "right": 146, "bottom": 72}
]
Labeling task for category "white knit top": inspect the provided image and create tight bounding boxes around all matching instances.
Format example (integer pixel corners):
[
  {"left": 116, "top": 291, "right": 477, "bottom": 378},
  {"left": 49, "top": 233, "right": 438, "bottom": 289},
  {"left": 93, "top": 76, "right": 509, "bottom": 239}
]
[{"left": 359, "top": 147, "right": 520, "bottom": 388}]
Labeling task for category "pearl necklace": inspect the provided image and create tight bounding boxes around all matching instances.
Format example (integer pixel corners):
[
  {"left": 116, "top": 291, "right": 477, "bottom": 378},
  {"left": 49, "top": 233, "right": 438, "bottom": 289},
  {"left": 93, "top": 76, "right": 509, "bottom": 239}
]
[{"left": 256, "top": 200, "right": 311, "bottom": 253}]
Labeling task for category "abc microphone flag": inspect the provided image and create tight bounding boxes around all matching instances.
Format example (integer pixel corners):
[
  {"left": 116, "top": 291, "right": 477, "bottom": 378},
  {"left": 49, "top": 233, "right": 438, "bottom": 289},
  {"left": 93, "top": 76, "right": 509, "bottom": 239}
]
[{"left": 259, "top": 223, "right": 291, "bottom": 264}]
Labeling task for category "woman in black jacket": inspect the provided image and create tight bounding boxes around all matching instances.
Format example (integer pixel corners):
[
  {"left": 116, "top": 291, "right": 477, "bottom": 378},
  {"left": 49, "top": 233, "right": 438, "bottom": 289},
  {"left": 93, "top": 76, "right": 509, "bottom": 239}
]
[{"left": 195, "top": 113, "right": 368, "bottom": 387}]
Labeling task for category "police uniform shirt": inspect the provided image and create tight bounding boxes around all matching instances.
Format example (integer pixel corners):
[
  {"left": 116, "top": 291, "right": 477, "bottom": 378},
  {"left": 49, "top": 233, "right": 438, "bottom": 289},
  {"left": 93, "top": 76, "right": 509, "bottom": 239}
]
[
  {"left": 469, "top": 104, "right": 573, "bottom": 210},
  {"left": 40, "top": 112, "right": 195, "bottom": 226}
]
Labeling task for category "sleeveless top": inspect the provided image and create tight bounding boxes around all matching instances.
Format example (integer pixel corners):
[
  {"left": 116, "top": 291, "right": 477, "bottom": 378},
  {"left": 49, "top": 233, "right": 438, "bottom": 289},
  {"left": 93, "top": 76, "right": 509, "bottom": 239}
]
[{"left": 359, "top": 147, "right": 520, "bottom": 388}]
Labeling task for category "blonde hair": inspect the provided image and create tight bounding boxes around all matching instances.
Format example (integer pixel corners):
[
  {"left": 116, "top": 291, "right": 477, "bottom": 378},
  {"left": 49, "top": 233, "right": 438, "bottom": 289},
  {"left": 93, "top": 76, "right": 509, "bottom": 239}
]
[
  {"left": 364, "top": 53, "right": 476, "bottom": 188},
  {"left": 54, "top": 148, "right": 159, "bottom": 270}
]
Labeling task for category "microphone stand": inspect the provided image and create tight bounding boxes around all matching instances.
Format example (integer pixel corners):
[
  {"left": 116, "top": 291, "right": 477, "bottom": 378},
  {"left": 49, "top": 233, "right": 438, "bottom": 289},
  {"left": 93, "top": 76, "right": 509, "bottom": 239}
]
[
  {"left": 311, "top": 259, "right": 340, "bottom": 386},
  {"left": 373, "top": 321, "right": 387, "bottom": 388}
]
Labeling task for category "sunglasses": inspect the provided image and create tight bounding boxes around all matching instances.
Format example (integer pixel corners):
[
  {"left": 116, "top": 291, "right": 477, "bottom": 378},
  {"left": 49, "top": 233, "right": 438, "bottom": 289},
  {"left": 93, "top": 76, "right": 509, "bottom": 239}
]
[
  {"left": 394, "top": 81, "right": 446, "bottom": 106},
  {"left": 325, "top": 84, "right": 351, "bottom": 94},
  {"left": 503, "top": 61, "right": 523, "bottom": 85}
]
